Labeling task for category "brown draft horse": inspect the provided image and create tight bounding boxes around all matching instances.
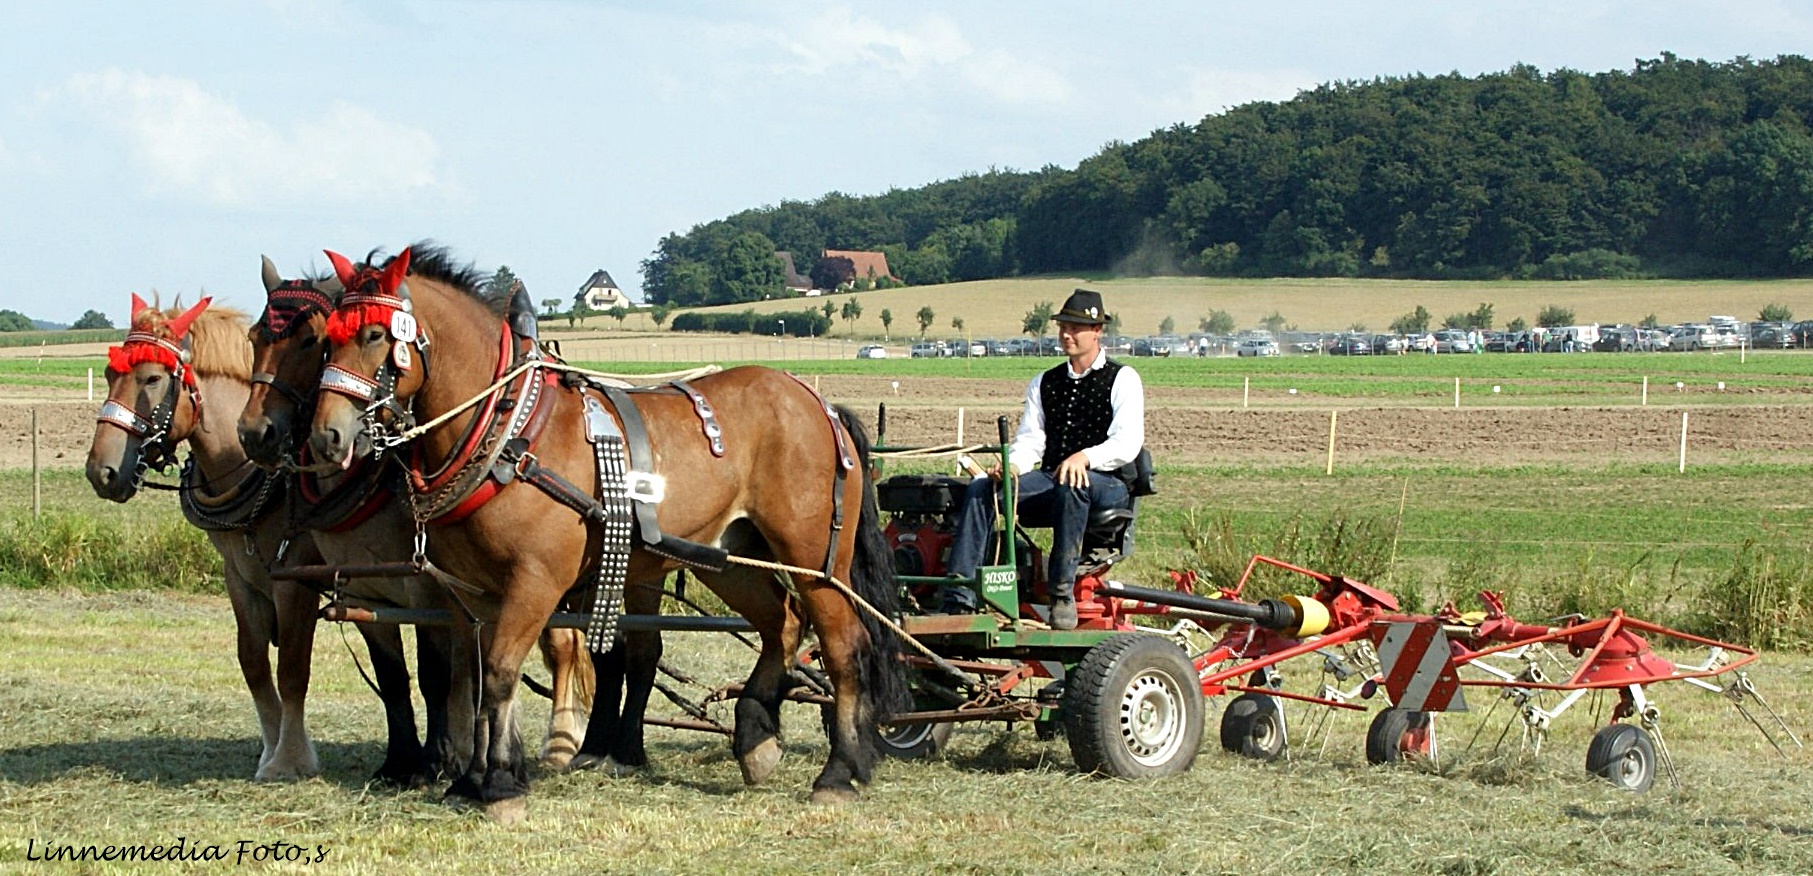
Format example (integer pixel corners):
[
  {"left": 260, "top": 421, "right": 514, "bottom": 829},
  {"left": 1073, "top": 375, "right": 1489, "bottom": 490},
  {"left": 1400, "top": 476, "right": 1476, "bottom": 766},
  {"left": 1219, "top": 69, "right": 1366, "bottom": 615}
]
[
  {"left": 85, "top": 297, "right": 325, "bottom": 781},
  {"left": 235, "top": 257, "right": 595, "bottom": 777},
  {"left": 307, "top": 245, "right": 906, "bottom": 817}
]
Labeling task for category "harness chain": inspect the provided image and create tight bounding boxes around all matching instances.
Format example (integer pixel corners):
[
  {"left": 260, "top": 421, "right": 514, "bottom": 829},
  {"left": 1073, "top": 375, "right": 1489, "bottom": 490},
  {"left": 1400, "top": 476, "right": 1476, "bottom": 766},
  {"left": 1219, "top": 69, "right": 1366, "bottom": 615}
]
[
  {"left": 178, "top": 457, "right": 284, "bottom": 533},
  {"left": 407, "top": 363, "right": 542, "bottom": 523}
]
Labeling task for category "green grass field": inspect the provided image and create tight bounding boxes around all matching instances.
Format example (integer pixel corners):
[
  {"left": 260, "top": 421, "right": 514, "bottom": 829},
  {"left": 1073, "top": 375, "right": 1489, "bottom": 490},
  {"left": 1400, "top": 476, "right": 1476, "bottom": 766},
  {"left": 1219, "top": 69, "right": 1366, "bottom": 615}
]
[
  {"left": 6, "top": 312, "right": 1813, "bottom": 873},
  {"left": 1, "top": 584, "right": 1808, "bottom": 875}
]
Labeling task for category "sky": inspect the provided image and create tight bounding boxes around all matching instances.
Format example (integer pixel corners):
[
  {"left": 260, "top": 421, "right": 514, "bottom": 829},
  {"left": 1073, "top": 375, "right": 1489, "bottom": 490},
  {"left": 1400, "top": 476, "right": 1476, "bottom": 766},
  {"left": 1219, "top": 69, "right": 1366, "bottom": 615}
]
[{"left": 2, "top": 1, "right": 1810, "bottom": 325}]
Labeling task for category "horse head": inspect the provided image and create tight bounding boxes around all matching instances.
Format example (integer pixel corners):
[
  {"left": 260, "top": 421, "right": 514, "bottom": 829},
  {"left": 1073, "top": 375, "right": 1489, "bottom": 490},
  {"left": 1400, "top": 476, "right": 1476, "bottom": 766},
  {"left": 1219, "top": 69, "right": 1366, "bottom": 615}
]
[
  {"left": 308, "top": 247, "right": 425, "bottom": 469},
  {"left": 239, "top": 255, "right": 343, "bottom": 468},
  {"left": 87, "top": 294, "right": 212, "bottom": 502}
]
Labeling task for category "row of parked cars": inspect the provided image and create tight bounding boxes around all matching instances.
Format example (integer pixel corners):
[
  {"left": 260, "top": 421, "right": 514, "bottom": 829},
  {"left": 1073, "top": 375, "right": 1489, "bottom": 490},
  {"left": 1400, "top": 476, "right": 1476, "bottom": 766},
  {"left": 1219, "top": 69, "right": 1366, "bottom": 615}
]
[
  {"left": 871, "top": 318, "right": 1813, "bottom": 360},
  {"left": 904, "top": 337, "right": 1060, "bottom": 358}
]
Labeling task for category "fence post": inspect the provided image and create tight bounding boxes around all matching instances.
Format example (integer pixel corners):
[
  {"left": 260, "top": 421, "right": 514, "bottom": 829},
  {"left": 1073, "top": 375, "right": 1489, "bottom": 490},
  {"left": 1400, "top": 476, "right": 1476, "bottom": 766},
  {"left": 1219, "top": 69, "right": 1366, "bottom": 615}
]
[
  {"left": 1325, "top": 410, "right": 1339, "bottom": 475},
  {"left": 32, "top": 407, "right": 41, "bottom": 517},
  {"left": 1243, "top": 376, "right": 1250, "bottom": 409},
  {"left": 1453, "top": 377, "right": 1460, "bottom": 409},
  {"left": 1678, "top": 411, "right": 1689, "bottom": 473},
  {"left": 1641, "top": 376, "right": 1648, "bottom": 406}
]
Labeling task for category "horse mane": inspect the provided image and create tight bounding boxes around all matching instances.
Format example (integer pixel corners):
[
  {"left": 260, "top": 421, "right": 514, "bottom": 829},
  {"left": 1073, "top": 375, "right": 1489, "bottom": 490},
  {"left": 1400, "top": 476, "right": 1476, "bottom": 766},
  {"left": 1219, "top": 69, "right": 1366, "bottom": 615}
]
[
  {"left": 127, "top": 296, "right": 252, "bottom": 381},
  {"left": 185, "top": 307, "right": 253, "bottom": 381},
  {"left": 373, "top": 241, "right": 505, "bottom": 317}
]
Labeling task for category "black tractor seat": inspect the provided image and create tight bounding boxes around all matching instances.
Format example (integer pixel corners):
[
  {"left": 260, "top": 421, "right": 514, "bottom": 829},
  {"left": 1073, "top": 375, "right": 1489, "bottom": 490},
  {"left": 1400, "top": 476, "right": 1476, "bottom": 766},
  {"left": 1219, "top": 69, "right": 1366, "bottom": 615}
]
[{"left": 1087, "top": 507, "right": 1135, "bottom": 534}]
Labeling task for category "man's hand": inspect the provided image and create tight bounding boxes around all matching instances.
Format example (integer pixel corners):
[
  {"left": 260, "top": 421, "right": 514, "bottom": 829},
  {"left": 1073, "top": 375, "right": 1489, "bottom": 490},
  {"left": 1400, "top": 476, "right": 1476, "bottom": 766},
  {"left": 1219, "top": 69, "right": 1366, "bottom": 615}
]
[
  {"left": 1054, "top": 451, "right": 1091, "bottom": 489},
  {"left": 986, "top": 462, "right": 1018, "bottom": 481}
]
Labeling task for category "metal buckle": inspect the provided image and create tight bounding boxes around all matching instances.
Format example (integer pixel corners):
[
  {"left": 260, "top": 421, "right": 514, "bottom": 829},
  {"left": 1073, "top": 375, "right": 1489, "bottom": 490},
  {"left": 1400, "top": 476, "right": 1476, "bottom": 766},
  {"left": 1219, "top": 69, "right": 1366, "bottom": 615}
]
[{"left": 626, "top": 471, "right": 665, "bottom": 503}]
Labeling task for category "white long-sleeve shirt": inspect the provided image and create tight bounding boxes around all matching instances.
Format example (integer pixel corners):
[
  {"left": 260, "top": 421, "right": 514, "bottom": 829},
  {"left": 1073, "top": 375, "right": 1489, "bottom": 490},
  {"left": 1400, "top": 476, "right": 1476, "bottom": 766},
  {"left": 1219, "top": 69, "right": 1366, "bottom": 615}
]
[{"left": 1006, "top": 348, "right": 1145, "bottom": 476}]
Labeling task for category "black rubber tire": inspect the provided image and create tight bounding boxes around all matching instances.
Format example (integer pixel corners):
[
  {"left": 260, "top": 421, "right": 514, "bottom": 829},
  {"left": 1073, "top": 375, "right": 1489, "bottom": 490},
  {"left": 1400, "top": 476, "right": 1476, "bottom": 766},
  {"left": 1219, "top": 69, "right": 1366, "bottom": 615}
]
[
  {"left": 875, "top": 718, "right": 954, "bottom": 760},
  {"left": 1585, "top": 723, "right": 1656, "bottom": 792},
  {"left": 1365, "top": 707, "right": 1434, "bottom": 765},
  {"left": 1061, "top": 634, "right": 1204, "bottom": 778},
  {"left": 1218, "top": 693, "right": 1286, "bottom": 761},
  {"left": 823, "top": 697, "right": 957, "bottom": 761}
]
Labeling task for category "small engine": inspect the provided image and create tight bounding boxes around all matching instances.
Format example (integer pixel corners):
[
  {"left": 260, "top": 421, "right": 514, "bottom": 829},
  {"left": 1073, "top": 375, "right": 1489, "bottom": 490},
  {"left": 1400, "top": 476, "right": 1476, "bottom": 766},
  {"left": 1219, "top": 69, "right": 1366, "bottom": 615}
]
[{"left": 877, "top": 474, "right": 966, "bottom": 607}]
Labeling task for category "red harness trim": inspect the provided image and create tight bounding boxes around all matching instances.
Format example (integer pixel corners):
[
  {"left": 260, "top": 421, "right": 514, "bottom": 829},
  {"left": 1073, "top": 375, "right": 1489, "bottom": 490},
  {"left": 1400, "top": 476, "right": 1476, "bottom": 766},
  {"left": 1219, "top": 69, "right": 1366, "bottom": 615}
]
[
  {"left": 430, "top": 369, "right": 560, "bottom": 526},
  {"left": 408, "top": 326, "right": 513, "bottom": 496},
  {"left": 407, "top": 326, "right": 559, "bottom": 526},
  {"left": 296, "top": 454, "right": 395, "bottom": 534}
]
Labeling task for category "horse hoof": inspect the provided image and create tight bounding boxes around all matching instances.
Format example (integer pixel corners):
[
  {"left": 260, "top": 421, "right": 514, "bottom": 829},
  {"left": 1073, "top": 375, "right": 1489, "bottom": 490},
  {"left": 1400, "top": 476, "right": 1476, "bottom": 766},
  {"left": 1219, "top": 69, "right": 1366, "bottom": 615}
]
[
  {"left": 254, "top": 756, "right": 320, "bottom": 782},
  {"left": 540, "top": 750, "right": 576, "bottom": 772},
  {"left": 808, "top": 786, "right": 859, "bottom": 806},
  {"left": 485, "top": 797, "right": 528, "bottom": 826},
  {"left": 738, "top": 738, "right": 783, "bottom": 785},
  {"left": 567, "top": 753, "right": 639, "bottom": 777}
]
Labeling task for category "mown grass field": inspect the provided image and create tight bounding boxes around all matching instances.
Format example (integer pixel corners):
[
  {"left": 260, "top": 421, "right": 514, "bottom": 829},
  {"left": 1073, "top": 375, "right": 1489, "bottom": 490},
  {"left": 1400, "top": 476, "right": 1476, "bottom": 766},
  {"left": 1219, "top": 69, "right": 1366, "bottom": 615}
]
[
  {"left": 1, "top": 583, "right": 1809, "bottom": 875},
  {"left": 3, "top": 459, "right": 1812, "bottom": 874}
]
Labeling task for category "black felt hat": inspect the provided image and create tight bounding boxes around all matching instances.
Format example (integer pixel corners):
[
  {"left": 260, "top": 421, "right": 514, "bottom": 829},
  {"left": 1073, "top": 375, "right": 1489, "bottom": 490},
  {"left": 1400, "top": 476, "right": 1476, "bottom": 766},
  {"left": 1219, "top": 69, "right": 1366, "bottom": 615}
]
[{"left": 1051, "top": 288, "right": 1107, "bottom": 325}]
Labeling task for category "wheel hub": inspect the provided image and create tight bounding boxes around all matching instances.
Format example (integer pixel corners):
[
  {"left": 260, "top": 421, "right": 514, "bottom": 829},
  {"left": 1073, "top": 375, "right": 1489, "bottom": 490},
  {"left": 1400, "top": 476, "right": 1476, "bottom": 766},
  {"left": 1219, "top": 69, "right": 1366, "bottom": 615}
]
[{"left": 1120, "top": 671, "right": 1185, "bottom": 765}]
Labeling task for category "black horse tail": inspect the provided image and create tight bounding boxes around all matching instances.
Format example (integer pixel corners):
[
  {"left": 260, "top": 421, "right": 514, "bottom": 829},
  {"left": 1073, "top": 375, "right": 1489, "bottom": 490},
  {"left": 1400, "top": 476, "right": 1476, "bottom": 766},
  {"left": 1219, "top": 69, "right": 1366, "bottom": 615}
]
[{"left": 835, "top": 405, "right": 912, "bottom": 721}]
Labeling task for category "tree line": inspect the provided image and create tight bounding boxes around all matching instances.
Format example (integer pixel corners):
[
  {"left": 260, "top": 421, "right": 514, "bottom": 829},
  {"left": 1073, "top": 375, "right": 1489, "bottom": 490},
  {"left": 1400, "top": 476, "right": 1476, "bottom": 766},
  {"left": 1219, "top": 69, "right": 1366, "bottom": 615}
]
[{"left": 641, "top": 54, "right": 1813, "bottom": 306}]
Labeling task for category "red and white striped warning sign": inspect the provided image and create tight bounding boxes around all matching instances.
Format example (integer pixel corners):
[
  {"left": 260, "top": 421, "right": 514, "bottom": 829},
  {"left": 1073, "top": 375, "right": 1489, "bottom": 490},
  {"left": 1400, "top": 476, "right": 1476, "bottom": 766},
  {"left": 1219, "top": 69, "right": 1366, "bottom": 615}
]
[{"left": 1374, "top": 621, "right": 1468, "bottom": 712}]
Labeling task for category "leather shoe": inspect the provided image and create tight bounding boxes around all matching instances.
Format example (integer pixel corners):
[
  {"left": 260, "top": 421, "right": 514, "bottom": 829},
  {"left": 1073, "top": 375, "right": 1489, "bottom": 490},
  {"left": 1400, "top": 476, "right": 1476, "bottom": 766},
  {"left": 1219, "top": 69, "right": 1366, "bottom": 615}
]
[{"left": 1049, "top": 596, "right": 1077, "bottom": 630}]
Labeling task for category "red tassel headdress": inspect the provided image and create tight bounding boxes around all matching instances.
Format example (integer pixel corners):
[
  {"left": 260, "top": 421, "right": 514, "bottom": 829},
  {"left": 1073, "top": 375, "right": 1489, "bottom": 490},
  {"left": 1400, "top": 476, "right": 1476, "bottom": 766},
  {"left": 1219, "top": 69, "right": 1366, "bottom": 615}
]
[
  {"left": 107, "top": 294, "right": 211, "bottom": 385},
  {"left": 323, "top": 247, "right": 413, "bottom": 345}
]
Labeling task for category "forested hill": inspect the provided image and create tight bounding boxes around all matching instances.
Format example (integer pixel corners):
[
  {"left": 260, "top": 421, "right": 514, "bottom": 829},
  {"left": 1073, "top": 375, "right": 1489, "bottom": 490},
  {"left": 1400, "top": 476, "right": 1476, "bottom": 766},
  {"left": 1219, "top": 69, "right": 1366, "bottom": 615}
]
[{"left": 641, "top": 54, "right": 1813, "bottom": 306}]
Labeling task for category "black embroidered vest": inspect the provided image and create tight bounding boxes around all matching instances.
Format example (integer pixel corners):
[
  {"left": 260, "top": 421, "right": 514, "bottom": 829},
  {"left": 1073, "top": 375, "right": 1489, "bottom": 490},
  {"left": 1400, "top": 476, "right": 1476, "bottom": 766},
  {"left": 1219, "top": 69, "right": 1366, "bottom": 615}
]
[{"left": 1038, "top": 358, "right": 1122, "bottom": 473}]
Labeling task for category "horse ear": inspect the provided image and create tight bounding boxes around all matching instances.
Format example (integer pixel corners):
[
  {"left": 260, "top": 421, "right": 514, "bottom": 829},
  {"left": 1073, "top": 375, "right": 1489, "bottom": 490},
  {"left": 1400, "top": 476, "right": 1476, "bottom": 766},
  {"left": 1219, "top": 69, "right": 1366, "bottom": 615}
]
[
  {"left": 130, "top": 293, "right": 150, "bottom": 321},
  {"left": 261, "top": 255, "right": 283, "bottom": 294},
  {"left": 379, "top": 247, "right": 413, "bottom": 295},
  {"left": 165, "top": 297, "right": 212, "bottom": 339},
  {"left": 324, "top": 250, "right": 359, "bottom": 289}
]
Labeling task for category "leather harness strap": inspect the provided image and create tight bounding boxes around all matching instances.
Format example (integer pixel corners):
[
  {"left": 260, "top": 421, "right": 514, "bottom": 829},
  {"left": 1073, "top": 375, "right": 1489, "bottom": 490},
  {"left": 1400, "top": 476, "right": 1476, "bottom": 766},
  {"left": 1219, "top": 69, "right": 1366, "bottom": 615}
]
[
  {"left": 784, "top": 373, "right": 855, "bottom": 578},
  {"left": 671, "top": 379, "right": 725, "bottom": 457}
]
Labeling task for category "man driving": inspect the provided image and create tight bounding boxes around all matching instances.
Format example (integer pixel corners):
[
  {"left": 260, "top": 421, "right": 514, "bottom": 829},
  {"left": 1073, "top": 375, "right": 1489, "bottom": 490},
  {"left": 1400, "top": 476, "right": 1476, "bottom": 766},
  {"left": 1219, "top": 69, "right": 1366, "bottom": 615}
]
[{"left": 944, "top": 288, "right": 1146, "bottom": 630}]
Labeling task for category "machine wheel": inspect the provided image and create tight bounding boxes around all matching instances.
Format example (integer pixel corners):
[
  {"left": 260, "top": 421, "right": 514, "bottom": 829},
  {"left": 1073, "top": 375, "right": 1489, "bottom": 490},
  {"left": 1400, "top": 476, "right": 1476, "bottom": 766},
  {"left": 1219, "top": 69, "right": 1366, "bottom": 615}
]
[
  {"left": 824, "top": 695, "right": 957, "bottom": 761},
  {"left": 874, "top": 718, "right": 955, "bottom": 760},
  {"left": 1219, "top": 693, "right": 1286, "bottom": 760},
  {"left": 1585, "top": 723, "right": 1656, "bottom": 792},
  {"left": 1365, "top": 707, "right": 1434, "bottom": 764},
  {"left": 1061, "top": 634, "right": 1204, "bottom": 778}
]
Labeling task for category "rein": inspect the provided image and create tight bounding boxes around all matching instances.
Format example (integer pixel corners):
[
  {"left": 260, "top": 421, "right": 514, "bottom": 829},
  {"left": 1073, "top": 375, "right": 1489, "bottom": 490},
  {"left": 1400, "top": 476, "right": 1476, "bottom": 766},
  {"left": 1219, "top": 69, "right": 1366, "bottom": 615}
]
[{"left": 381, "top": 360, "right": 722, "bottom": 450}]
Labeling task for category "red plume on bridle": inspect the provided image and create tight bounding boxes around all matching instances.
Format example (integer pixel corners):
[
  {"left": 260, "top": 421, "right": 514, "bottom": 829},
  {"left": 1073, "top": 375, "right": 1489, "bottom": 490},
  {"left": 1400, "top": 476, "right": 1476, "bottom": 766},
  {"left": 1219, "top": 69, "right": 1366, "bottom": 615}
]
[
  {"left": 108, "top": 296, "right": 211, "bottom": 381},
  {"left": 324, "top": 247, "right": 413, "bottom": 346}
]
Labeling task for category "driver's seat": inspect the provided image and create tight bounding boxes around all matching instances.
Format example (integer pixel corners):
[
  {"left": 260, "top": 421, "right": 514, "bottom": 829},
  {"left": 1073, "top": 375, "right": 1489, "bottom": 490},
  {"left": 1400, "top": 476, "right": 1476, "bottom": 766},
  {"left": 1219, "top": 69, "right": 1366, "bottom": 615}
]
[{"left": 1078, "top": 447, "right": 1155, "bottom": 568}]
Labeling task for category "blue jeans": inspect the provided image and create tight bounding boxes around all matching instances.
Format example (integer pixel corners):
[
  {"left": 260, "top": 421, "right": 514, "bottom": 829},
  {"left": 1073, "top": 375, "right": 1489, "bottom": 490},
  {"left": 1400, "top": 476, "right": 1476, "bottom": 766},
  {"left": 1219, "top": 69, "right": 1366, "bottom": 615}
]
[{"left": 945, "top": 469, "right": 1131, "bottom": 600}]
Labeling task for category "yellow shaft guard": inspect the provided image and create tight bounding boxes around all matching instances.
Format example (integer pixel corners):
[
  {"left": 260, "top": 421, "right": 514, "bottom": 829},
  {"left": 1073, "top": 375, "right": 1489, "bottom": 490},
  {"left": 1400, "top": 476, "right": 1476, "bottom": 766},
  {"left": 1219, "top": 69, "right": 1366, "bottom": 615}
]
[{"left": 1280, "top": 594, "right": 1331, "bottom": 638}]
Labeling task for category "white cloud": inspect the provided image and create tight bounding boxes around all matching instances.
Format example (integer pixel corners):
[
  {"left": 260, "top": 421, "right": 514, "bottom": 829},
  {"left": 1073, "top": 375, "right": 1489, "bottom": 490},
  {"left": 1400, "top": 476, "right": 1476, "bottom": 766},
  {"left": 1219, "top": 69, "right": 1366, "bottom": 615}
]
[
  {"left": 52, "top": 69, "right": 444, "bottom": 207},
  {"left": 772, "top": 6, "right": 971, "bottom": 76},
  {"left": 962, "top": 50, "right": 1071, "bottom": 106},
  {"left": 720, "top": 4, "right": 1072, "bottom": 106}
]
